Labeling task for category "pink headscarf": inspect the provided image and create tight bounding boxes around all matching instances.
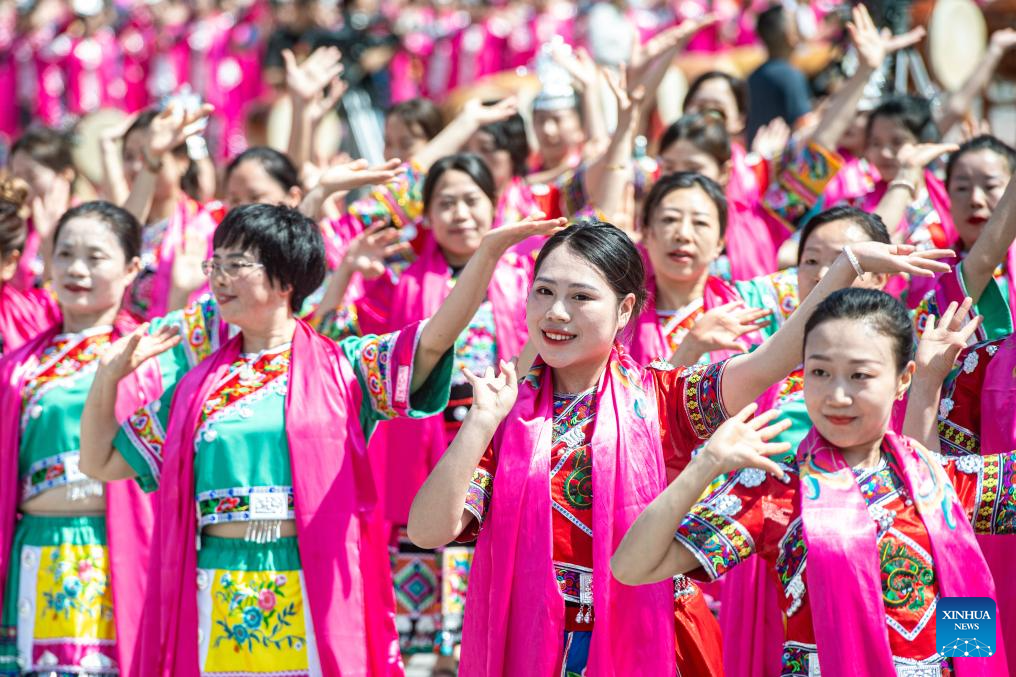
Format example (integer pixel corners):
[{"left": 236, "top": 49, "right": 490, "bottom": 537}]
[
  {"left": 135, "top": 320, "right": 407, "bottom": 676},
  {"left": 799, "top": 428, "right": 1007, "bottom": 677},
  {"left": 460, "top": 345, "right": 676, "bottom": 675},
  {"left": 0, "top": 284, "right": 59, "bottom": 355},
  {"left": 0, "top": 312, "right": 159, "bottom": 677},
  {"left": 361, "top": 236, "right": 530, "bottom": 524}
]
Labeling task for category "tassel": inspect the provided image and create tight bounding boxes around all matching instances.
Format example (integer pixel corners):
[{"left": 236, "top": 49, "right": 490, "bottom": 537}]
[
  {"left": 67, "top": 480, "right": 104, "bottom": 502},
  {"left": 244, "top": 520, "right": 282, "bottom": 544}
]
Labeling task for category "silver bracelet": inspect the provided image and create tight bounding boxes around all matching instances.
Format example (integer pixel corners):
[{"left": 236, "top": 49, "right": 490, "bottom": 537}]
[{"left": 843, "top": 245, "right": 865, "bottom": 277}]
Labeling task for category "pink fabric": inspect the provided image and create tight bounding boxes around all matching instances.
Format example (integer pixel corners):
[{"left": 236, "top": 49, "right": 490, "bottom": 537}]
[
  {"left": 0, "top": 312, "right": 158, "bottom": 677},
  {"left": 798, "top": 428, "right": 1006, "bottom": 677},
  {"left": 146, "top": 198, "right": 217, "bottom": 319},
  {"left": 822, "top": 150, "right": 878, "bottom": 207},
  {"left": 728, "top": 142, "right": 761, "bottom": 206},
  {"left": 719, "top": 558, "right": 783, "bottom": 677},
  {"left": 14, "top": 220, "right": 42, "bottom": 291},
  {"left": 373, "top": 238, "right": 529, "bottom": 524},
  {"left": 628, "top": 268, "right": 761, "bottom": 365},
  {"left": 0, "top": 284, "right": 60, "bottom": 355},
  {"left": 135, "top": 320, "right": 403, "bottom": 676},
  {"left": 461, "top": 345, "right": 676, "bottom": 675},
  {"left": 862, "top": 171, "right": 957, "bottom": 247},
  {"left": 63, "top": 29, "right": 124, "bottom": 117},
  {"left": 725, "top": 198, "right": 784, "bottom": 281}
]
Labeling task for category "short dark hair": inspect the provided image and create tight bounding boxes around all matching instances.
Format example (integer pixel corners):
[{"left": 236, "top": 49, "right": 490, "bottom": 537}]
[
  {"left": 658, "top": 113, "right": 731, "bottom": 166},
  {"left": 804, "top": 288, "right": 914, "bottom": 373},
  {"left": 477, "top": 108, "right": 529, "bottom": 178},
  {"left": 423, "top": 153, "right": 497, "bottom": 214},
  {"left": 683, "top": 71, "right": 748, "bottom": 119},
  {"left": 945, "top": 135, "right": 1016, "bottom": 188},
  {"left": 213, "top": 203, "right": 326, "bottom": 313},
  {"left": 797, "top": 206, "right": 891, "bottom": 264},
  {"left": 0, "top": 177, "right": 29, "bottom": 256},
  {"left": 54, "top": 201, "right": 142, "bottom": 262},
  {"left": 388, "top": 99, "right": 444, "bottom": 141},
  {"left": 866, "top": 95, "right": 939, "bottom": 144},
  {"left": 11, "top": 127, "right": 75, "bottom": 175},
  {"left": 757, "top": 5, "right": 790, "bottom": 53},
  {"left": 641, "top": 171, "right": 729, "bottom": 235},
  {"left": 534, "top": 220, "right": 647, "bottom": 319},
  {"left": 225, "top": 146, "right": 301, "bottom": 192}
]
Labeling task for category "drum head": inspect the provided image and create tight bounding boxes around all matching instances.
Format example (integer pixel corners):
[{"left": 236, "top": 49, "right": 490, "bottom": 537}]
[
  {"left": 928, "top": 0, "right": 987, "bottom": 91},
  {"left": 72, "top": 108, "right": 129, "bottom": 187}
]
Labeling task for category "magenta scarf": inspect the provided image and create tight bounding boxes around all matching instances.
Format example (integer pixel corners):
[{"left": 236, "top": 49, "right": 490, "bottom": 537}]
[
  {"left": 145, "top": 198, "right": 217, "bottom": 319},
  {"left": 0, "top": 312, "right": 159, "bottom": 677},
  {"left": 862, "top": 170, "right": 957, "bottom": 247},
  {"left": 460, "top": 345, "right": 676, "bottom": 676},
  {"left": 799, "top": 428, "right": 1006, "bottom": 676},
  {"left": 0, "top": 283, "right": 60, "bottom": 355},
  {"left": 134, "top": 320, "right": 405, "bottom": 676},
  {"left": 628, "top": 267, "right": 760, "bottom": 365},
  {"left": 364, "top": 236, "right": 530, "bottom": 524}
]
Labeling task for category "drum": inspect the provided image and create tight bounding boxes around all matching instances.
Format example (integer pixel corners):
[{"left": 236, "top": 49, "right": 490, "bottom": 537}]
[
  {"left": 71, "top": 108, "right": 129, "bottom": 188},
  {"left": 911, "top": 0, "right": 988, "bottom": 91}
]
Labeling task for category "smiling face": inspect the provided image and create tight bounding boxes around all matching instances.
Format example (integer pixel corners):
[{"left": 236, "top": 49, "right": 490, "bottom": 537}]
[
  {"left": 797, "top": 218, "right": 887, "bottom": 300},
  {"left": 51, "top": 216, "right": 139, "bottom": 318},
  {"left": 643, "top": 185, "right": 724, "bottom": 287},
  {"left": 526, "top": 244, "right": 635, "bottom": 378},
  {"left": 865, "top": 116, "right": 918, "bottom": 183},
  {"left": 658, "top": 140, "right": 727, "bottom": 185},
  {"left": 804, "top": 319, "right": 913, "bottom": 455},
  {"left": 533, "top": 108, "right": 583, "bottom": 168},
  {"left": 225, "top": 160, "right": 301, "bottom": 208},
  {"left": 207, "top": 245, "right": 291, "bottom": 328},
  {"left": 948, "top": 148, "right": 1012, "bottom": 251},
  {"left": 426, "top": 169, "right": 494, "bottom": 267}
]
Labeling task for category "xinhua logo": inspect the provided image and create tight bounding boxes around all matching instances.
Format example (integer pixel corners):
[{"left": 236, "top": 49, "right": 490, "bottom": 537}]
[{"left": 937, "top": 597, "right": 997, "bottom": 658}]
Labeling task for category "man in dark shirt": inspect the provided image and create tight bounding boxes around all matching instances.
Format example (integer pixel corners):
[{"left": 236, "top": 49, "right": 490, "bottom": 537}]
[{"left": 746, "top": 4, "right": 812, "bottom": 146}]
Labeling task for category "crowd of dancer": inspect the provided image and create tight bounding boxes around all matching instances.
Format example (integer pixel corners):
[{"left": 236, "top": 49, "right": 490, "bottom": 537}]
[{"left": 1, "top": 0, "right": 1016, "bottom": 675}]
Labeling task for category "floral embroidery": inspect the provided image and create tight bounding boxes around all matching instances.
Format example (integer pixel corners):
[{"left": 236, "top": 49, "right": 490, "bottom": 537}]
[
  {"left": 197, "top": 486, "right": 296, "bottom": 528},
  {"left": 41, "top": 546, "right": 112, "bottom": 623},
  {"left": 762, "top": 142, "right": 843, "bottom": 230},
  {"left": 681, "top": 360, "right": 728, "bottom": 439},
  {"left": 675, "top": 502, "right": 754, "bottom": 579},
  {"left": 212, "top": 572, "right": 305, "bottom": 653},
  {"left": 179, "top": 298, "right": 216, "bottom": 366},
  {"left": 550, "top": 391, "right": 596, "bottom": 539},
  {"left": 975, "top": 453, "right": 1016, "bottom": 535},
  {"left": 121, "top": 405, "right": 167, "bottom": 483},
  {"left": 357, "top": 332, "right": 398, "bottom": 419},
  {"left": 963, "top": 350, "right": 980, "bottom": 374},
  {"left": 21, "top": 452, "right": 102, "bottom": 502},
  {"left": 938, "top": 417, "right": 979, "bottom": 457},
  {"left": 955, "top": 455, "right": 983, "bottom": 475},
  {"left": 200, "top": 349, "right": 290, "bottom": 424},
  {"left": 657, "top": 300, "right": 705, "bottom": 358},
  {"left": 880, "top": 530, "right": 938, "bottom": 641},
  {"left": 314, "top": 304, "right": 361, "bottom": 342},
  {"left": 451, "top": 301, "right": 498, "bottom": 388},
  {"left": 738, "top": 467, "right": 768, "bottom": 488},
  {"left": 710, "top": 494, "right": 742, "bottom": 516},
  {"left": 975, "top": 454, "right": 1001, "bottom": 533},
  {"left": 939, "top": 397, "right": 954, "bottom": 418},
  {"left": 21, "top": 331, "right": 111, "bottom": 430}
]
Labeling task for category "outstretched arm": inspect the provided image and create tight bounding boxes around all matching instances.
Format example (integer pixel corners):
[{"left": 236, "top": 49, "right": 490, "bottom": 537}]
[
  {"left": 720, "top": 242, "right": 955, "bottom": 414},
  {"left": 938, "top": 29, "right": 1016, "bottom": 136},
  {"left": 960, "top": 171, "right": 1016, "bottom": 304},
  {"left": 411, "top": 215, "right": 567, "bottom": 391},
  {"left": 612, "top": 404, "right": 790, "bottom": 585},
  {"left": 412, "top": 98, "right": 519, "bottom": 173}
]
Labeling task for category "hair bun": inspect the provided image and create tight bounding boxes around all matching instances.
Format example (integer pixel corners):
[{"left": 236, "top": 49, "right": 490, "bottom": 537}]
[{"left": 0, "top": 175, "right": 30, "bottom": 216}]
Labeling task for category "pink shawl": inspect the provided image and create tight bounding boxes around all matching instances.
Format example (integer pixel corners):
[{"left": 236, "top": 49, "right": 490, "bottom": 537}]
[
  {"left": 799, "top": 428, "right": 1006, "bottom": 676},
  {"left": 628, "top": 269, "right": 761, "bottom": 365},
  {"left": 970, "top": 335, "right": 1016, "bottom": 673},
  {"left": 0, "top": 313, "right": 158, "bottom": 677},
  {"left": 135, "top": 320, "right": 404, "bottom": 676},
  {"left": 460, "top": 346, "right": 676, "bottom": 675},
  {"left": 144, "top": 198, "right": 217, "bottom": 319},
  {"left": 862, "top": 170, "right": 957, "bottom": 248},
  {"left": 0, "top": 283, "right": 60, "bottom": 355},
  {"left": 361, "top": 237, "right": 530, "bottom": 524},
  {"left": 823, "top": 150, "right": 878, "bottom": 207}
]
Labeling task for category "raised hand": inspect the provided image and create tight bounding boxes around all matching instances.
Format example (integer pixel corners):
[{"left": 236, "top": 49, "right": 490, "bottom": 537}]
[
  {"left": 460, "top": 97, "right": 519, "bottom": 128},
  {"left": 914, "top": 297, "right": 982, "bottom": 383},
  {"left": 550, "top": 43, "right": 599, "bottom": 92},
  {"left": 674, "top": 303, "right": 771, "bottom": 363},
  {"left": 602, "top": 65, "right": 645, "bottom": 121},
  {"left": 847, "top": 241, "right": 955, "bottom": 279},
  {"left": 147, "top": 102, "right": 214, "bottom": 157},
  {"left": 847, "top": 3, "right": 925, "bottom": 71},
  {"left": 479, "top": 213, "right": 568, "bottom": 254},
  {"left": 313, "top": 158, "right": 405, "bottom": 195},
  {"left": 628, "top": 14, "right": 718, "bottom": 87},
  {"left": 697, "top": 403, "right": 791, "bottom": 480},
  {"left": 989, "top": 27, "right": 1016, "bottom": 54},
  {"left": 342, "top": 221, "right": 411, "bottom": 280},
  {"left": 751, "top": 117, "right": 791, "bottom": 161},
  {"left": 463, "top": 360, "right": 519, "bottom": 424},
  {"left": 29, "top": 175, "right": 71, "bottom": 243},
  {"left": 283, "top": 47, "right": 344, "bottom": 104},
  {"left": 170, "top": 228, "right": 208, "bottom": 299},
  {"left": 99, "top": 324, "right": 181, "bottom": 382},
  {"left": 895, "top": 142, "right": 959, "bottom": 182}
]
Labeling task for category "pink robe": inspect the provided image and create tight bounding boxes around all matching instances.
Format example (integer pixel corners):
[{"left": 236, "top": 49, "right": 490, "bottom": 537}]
[
  {"left": 63, "top": 28, "right": 125, "bottom": 117},
  {"left": 135, "top": 320, "right": 411, "bottom": 675},
  {"left": 0, "top": 284, "right": 60, "bottom": 356},
  {"left": 0, "top": 313, "right": 159, "bottom": 677},
  {"left": 356, "top": 237, "right": 530, "bottom": 525}
]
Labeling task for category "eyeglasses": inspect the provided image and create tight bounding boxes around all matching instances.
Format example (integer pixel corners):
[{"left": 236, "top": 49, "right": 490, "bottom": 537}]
[{"left": 200, "top": 260, "right": 265, "bottom": 279}]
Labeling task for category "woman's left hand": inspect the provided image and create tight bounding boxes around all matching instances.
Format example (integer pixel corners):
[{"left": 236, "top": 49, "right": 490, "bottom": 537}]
[
  {"left": 312, "top": 158, "right": 405, "bottom": 195},
  {"left": 479, "top": 213, "right": 568, "bottom": 255},
  {"left": 847, "top": 241, "right": 955, "bottom": 279},
  {"left": 914, "top": 297, "right": 982, "bottom": 384}
]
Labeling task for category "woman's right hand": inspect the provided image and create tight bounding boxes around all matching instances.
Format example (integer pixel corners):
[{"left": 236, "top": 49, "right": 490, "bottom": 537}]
[
  {"left": 99, "top": 324, "right": 182, "bottom": 382},
  {"left": 696, "top": 403, "right": 791, "bottom": 480},
  {"left": 846, "top": 241, "right": 955, "bottom": 279},
  {"left": 463, "top": 360, "right": 519, "bottom": 425},
  {"left": 679, "top": 302, "right": 771, "bottom": 359},
  {"left": 342, "top": 221, "right": 411, "bottom": 280},
  {"left": 478, "top": 213, "right": 568, "bottom": 256},
  {"left": 914, "top": 297, "right": 982, "bottom": 385},
  {"left": 147, "top": 102, "right": 214, "bottom": 158}
]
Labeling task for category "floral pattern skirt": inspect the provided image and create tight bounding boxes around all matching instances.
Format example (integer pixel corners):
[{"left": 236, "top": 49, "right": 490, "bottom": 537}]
[
  {"left": 197, "top": 535, "right": 320, "bottom": 677},
  {"left": 0, "top": 514, "right": 117, "bottom": 676}
]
